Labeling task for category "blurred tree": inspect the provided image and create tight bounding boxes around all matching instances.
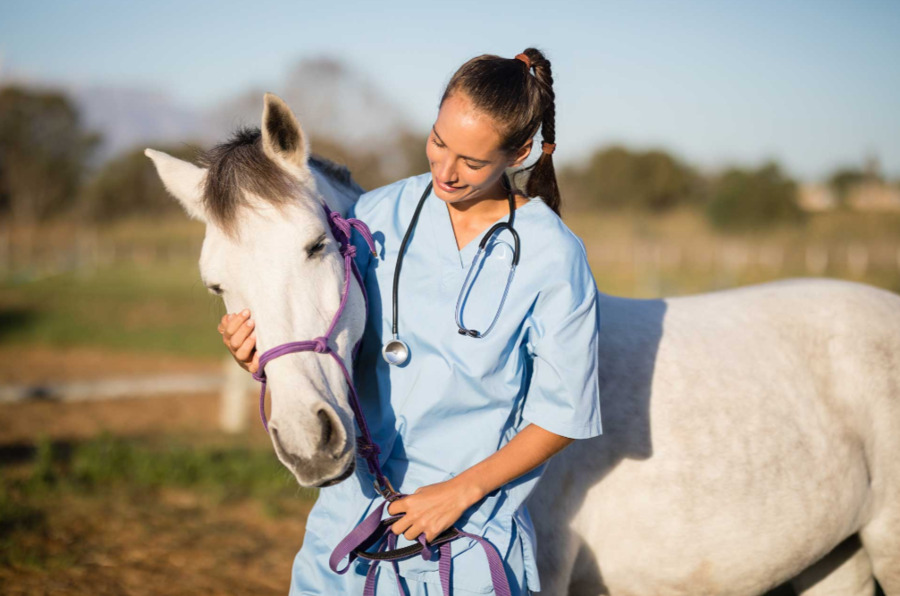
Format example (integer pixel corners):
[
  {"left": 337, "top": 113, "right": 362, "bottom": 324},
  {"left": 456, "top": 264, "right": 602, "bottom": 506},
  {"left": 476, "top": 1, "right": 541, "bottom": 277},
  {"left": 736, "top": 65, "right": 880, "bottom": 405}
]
[
  {"left": 80, "top": 144, "right": 202, "bottom": 221},
  {"left": 390, "top": 130, "right": 430, "bottom": 180},
  {"left": 82, "top": 130, "right": 429, "bottom": 223},
  {"left": 827, "top": 168, "right": 870, "bottom": 206},
  {"left": 310, "top": 135, "right": 388, "bottom": 191},
  {"left": 559, "top": 145, "right": 701, "bottom": 212},
  {"left": 310, "top": 130, "right": 429, "bottom": 192},
  {"left": 705, "top": 162, "right": 804, "bottom": 232},
  {"left": 0, "top": 86, "right": 100, "bottom": 224}
]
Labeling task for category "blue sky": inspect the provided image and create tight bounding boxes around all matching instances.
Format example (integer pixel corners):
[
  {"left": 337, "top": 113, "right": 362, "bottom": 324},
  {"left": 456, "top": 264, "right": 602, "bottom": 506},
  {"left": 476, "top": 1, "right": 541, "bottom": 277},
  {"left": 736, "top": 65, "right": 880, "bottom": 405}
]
[{"left": 2, "top": 0, "right": 899, "bottom": 180}]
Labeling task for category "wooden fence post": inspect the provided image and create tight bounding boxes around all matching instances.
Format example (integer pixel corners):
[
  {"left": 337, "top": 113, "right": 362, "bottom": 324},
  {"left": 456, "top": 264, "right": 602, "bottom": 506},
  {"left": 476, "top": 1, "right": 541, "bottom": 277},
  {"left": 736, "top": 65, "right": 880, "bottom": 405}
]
[{"left": 220, "top": 357, "right": 251, "bottom": 433}]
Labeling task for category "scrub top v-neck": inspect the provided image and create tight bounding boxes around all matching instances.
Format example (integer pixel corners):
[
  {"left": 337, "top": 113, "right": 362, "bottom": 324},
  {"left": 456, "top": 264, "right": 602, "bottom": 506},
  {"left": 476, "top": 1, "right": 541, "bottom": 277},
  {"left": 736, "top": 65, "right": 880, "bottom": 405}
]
[
  {"left": 290, "top": 173, "right": 603, "bottom": 595},
  {"left": 428, "top": 187, "right": 518, "bottom": 270}
]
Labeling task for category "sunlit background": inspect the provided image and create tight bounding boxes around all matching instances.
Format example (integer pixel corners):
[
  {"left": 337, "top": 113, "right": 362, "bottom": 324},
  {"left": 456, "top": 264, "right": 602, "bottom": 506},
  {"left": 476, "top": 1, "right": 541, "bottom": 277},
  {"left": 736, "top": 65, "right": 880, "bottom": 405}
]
[{"left": 1, "top": 1, "right": 898, "bottom": 594}]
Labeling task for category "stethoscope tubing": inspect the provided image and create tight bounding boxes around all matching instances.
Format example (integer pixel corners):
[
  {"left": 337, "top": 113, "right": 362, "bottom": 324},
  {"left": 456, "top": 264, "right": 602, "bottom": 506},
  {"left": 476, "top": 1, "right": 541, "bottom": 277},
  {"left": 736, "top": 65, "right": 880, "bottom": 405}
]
[{"left": 385, "top": 175, "right": 519, "bottom": 364}]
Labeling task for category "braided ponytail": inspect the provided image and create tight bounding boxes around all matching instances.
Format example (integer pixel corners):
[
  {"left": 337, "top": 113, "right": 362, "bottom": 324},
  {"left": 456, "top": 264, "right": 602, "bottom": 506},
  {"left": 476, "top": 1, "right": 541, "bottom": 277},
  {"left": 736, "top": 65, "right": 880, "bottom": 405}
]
[
  {"left": 441, "top": 47, "right": 563, "bottom": 215},
  {"left": 517, "top": 48, "right": 560, "bottom": 215}
]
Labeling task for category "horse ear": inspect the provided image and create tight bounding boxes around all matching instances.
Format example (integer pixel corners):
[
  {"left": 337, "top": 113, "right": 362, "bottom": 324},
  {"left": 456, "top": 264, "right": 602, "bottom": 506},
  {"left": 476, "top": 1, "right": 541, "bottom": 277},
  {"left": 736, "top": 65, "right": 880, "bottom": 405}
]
[
  {"left": 144, "top": 148, "right": 208, "bottom": 222},
  {"left": 261, "top": 92, "right": 309, "bottom": 172}
]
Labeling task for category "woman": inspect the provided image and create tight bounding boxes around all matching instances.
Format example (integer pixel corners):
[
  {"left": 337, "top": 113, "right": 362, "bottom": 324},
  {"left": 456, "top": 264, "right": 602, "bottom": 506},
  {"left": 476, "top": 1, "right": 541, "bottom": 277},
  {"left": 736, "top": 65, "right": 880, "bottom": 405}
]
[{"left": 219, "top": 48, "right": 602, "bottom": 595}]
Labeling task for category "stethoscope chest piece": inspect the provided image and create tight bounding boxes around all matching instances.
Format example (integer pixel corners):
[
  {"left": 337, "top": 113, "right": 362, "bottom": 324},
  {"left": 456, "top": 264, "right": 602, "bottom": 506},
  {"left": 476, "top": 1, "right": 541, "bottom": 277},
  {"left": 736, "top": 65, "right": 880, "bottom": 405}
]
[{"left": 382, "top": 337, "right": 410, "bottom": 366}]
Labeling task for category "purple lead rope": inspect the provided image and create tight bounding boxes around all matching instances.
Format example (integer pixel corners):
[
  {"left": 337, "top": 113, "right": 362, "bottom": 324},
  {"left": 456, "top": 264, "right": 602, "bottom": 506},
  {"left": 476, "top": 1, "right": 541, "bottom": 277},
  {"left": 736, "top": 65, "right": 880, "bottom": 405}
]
[{"left": 251, "top": 202, "right": 512, "bottom": 596}]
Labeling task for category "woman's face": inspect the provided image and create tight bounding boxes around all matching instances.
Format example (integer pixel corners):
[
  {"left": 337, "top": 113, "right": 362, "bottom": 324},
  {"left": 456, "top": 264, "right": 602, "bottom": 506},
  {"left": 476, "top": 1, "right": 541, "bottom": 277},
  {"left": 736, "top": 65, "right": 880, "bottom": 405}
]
[{"left": 426, "top": 92, "right": 530, "bottom": 205}]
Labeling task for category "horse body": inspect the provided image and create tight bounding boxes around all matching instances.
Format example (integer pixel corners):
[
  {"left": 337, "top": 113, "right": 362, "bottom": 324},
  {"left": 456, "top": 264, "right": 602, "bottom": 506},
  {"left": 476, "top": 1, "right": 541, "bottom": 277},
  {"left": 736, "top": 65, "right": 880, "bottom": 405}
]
[
  {"left": 147, "top": 94, "right": 900, "bottom": 594},
  {"left": 532, "top": 280, "right": 900, "bottom": 595}
]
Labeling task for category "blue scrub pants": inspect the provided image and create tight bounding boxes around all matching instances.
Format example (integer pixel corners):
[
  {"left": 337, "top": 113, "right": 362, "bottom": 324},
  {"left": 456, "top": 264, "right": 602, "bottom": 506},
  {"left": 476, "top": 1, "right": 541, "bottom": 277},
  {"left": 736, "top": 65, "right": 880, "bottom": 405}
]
[{"left": 290, "top": 521, "right": 532, "bottom": 595}]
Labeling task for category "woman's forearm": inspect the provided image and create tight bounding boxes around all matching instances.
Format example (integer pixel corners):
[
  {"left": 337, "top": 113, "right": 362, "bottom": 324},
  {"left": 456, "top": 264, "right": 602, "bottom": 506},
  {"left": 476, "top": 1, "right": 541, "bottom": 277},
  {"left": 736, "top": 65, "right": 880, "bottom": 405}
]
[
  {"left": 453, "top": 423, "right": 574, "bottom": 506},
  {"left": 387, "top": 423, "right": 573, "bottom": 541}
]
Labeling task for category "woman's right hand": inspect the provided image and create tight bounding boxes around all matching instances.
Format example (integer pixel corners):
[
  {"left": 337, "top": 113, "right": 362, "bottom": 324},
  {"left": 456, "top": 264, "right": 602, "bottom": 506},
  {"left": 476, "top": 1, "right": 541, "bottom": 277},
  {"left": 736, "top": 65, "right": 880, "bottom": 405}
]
[{"left": 218, "top": 310, "right": 259, "bottom": 373}]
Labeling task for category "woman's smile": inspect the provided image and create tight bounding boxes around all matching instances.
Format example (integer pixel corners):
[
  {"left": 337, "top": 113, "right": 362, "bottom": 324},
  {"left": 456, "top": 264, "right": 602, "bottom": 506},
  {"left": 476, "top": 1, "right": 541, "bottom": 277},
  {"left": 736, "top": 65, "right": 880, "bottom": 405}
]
[{"left": 435, "top": 178, "right": 464, "bottom": 193}]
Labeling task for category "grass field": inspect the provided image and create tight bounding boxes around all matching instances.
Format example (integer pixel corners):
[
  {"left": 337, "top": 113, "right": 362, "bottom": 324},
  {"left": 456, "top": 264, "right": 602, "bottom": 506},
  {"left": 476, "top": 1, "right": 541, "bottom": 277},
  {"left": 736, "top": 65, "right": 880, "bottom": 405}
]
[
  {"left": 0, "top": 260, "right": 224, "bottom": 358},
  {"left": 2, "top": 207, "right": 899, "bottom": 358}
]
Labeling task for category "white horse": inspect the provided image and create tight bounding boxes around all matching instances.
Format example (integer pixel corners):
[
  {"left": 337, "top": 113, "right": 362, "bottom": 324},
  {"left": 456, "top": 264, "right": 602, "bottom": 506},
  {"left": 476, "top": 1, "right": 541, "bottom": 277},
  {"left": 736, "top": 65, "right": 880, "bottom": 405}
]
[{"left": 147, "top": 93, "right": 900, "bottom": 595}]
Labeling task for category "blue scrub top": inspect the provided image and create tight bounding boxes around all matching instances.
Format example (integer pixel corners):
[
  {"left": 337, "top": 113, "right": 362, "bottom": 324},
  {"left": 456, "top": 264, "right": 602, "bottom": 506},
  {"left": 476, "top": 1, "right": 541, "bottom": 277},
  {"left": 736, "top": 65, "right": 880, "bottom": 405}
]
[{"left": 292, "top": 173, "right": 603, "bottom": 594}]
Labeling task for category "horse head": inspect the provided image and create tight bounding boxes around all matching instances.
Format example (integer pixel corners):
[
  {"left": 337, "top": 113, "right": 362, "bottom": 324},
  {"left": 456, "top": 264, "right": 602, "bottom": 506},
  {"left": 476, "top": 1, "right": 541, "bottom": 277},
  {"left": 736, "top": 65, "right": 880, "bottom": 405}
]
[{"left": 146, "top": 93, "right": 364, "bottom": 488}]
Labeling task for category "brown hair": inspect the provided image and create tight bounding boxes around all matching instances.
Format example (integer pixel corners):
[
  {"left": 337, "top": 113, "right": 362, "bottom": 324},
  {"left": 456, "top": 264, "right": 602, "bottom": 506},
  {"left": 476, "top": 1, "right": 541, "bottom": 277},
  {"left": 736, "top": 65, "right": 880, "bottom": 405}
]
[{"left": 440, "top": 48, "right": 560, "bottom": 214}]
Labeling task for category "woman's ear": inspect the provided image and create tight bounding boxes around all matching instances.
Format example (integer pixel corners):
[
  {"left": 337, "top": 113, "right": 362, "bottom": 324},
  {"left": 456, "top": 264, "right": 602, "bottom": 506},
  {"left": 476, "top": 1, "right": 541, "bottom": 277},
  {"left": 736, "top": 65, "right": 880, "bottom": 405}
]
[{"left": 510, "top": 140, "right": 534, "bottom": 168}]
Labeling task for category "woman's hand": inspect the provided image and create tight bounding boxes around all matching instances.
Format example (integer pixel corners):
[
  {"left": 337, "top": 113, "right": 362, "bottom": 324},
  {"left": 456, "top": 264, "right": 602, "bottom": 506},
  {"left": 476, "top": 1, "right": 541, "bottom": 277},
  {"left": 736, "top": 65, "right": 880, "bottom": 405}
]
[
  {"left": 386, "top": 478, "right": 483, "bottom": 543},
  {"left": 385, "top": 425, "right": 574, "bottom": 543},
  {"left": 217, "top": 310, "right": 259, "bottom": 373}
]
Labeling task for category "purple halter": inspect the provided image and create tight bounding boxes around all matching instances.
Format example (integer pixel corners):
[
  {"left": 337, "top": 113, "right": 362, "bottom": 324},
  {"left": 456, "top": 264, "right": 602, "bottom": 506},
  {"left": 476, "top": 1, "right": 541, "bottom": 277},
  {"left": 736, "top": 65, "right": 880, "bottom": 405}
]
[{"left": 250, "top": 202, "right": 511, "bottom": 596}]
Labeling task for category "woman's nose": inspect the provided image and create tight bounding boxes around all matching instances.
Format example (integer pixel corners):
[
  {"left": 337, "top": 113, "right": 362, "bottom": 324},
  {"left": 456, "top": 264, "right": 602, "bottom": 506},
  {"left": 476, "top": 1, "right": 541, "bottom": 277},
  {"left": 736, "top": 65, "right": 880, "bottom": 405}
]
[{"left": 434, "top": 158, "right": 457, "bottom": 183}]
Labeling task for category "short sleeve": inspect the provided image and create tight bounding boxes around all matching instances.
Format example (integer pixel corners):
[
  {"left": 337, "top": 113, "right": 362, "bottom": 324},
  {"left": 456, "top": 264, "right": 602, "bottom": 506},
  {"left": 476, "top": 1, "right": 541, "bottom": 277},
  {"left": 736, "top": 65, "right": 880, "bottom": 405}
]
[{"left": 521, "top": 244, "right": 602, "bottom": 440}]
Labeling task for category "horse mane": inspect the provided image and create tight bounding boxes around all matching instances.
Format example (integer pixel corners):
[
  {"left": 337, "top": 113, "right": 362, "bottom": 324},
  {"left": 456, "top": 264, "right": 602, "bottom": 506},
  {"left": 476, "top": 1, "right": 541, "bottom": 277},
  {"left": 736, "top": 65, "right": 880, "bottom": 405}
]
[
  {"left": 199, "top": 126, "right": 361, "bottom": 235},
  {"left": 308, "top": 155, "right": 363, "bottom": 194}
]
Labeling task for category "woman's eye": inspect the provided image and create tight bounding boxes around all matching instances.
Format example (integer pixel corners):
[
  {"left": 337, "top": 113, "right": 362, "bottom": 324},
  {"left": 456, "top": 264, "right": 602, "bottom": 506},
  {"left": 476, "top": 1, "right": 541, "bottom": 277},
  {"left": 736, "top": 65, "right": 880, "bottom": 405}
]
[
  {"left": 466, "top": 162, "right": 484, "bottom": 170},
  {"left": 431, "top": 137, "right": 445, "bottom": 149}
]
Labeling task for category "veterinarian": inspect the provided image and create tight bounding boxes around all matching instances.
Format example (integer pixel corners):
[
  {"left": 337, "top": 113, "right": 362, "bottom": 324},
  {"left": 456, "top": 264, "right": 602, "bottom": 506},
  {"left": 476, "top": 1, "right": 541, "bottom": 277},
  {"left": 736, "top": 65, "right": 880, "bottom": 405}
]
[{"left": 219, "top": 48, "right": 602, "bottom": 595}]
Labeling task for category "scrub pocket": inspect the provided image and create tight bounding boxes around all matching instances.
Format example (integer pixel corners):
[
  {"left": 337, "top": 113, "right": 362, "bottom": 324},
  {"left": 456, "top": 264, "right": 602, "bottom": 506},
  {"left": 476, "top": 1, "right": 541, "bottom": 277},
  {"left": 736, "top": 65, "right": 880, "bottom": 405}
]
[{"left": 396, "top": 508, "right": 524, "bottom": 595}]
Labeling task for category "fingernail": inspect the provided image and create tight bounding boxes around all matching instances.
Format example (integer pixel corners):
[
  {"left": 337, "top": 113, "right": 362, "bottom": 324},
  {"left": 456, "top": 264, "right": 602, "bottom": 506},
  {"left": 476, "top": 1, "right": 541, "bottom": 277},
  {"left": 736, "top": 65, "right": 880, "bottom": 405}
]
[
  {"left": 246, "top": 320, "right": 254, "bottom": 328},
  {"left": 226, "top": 314, "right": 233, "bottom": 320},
  {"left": 241, "top": 309, "right": 250, "bottom": 316}
]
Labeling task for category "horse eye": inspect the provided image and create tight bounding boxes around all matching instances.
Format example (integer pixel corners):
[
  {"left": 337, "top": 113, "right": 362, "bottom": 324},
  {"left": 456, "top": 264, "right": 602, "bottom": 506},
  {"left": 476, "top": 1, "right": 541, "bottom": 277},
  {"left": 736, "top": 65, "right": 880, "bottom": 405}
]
[
  {"left": 306, "top": 237, "right": 327, "bottom": 258},
  {"left": 207, "top": 284, "right": 223, "bottom": 296}
]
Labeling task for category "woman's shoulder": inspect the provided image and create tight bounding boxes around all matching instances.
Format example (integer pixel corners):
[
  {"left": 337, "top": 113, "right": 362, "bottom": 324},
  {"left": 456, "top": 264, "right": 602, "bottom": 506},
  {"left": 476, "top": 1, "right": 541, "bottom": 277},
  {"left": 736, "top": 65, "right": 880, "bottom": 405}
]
[
  {"left": 520, "top": 196, "right": 590, "bottom": 265},
  {"left": 352, "top": 173, "right": 431, "bottom": 221}
]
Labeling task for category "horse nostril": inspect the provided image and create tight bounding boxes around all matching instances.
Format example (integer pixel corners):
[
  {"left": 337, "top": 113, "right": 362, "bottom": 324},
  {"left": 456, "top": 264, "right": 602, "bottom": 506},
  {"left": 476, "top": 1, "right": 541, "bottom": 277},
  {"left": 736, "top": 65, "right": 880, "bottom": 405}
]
[{"left": 317, "top": 409, "right": 333, "bottom": 449}]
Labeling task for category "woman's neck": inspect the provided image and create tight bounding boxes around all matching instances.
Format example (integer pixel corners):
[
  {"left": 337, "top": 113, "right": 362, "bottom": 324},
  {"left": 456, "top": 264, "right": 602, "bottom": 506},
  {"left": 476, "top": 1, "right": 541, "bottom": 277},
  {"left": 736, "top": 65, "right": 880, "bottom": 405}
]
[
  {"left": 445, "top": 178, "right": 527, "bottom": 250},
  {"left": 446, "top": 178, "right": 519, "bottom": 220}
]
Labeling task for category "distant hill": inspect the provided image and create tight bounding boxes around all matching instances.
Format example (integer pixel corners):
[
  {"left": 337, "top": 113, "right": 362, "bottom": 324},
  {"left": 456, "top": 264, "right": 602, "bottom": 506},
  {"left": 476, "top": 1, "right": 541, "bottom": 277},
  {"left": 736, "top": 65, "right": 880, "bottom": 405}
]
[
  {"left": 44, "top": 56, "right": 417, "bottom": 167},
  {"left": 70, "top": 85, "right": 207, "bottom": 163}
]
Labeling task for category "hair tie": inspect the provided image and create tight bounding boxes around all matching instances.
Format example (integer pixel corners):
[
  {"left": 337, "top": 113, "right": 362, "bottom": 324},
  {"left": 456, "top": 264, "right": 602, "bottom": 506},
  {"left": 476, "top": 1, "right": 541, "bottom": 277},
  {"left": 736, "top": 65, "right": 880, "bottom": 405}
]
[
  {"left": 514, "top": 53, "right": 532, "bottom": 70},
  {"left": 541, "top": 142, "right": 556, "bottom": 155}
]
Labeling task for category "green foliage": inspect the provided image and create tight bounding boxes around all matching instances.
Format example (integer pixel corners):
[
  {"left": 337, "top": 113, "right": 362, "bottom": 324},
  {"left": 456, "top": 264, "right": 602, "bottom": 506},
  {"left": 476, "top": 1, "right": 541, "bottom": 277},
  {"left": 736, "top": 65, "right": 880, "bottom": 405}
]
[
  {"left": 0, "top": 434, "right": 315, "bottom": 567},
  {"left": 0, "top": 86, "right": 100, "bottom": 223},
  {"left": 80, "top": 144, "right": 201, "bottom": 221},
  {"left": 2, "top": 434, "right": 314, "bottom": 506},
  {"left": 560, "top": 146, "right": 702, "bottom": 212},
  {"left": 62, "top": 434, "right": 312, "bottom": 502},
  {"left": 706, "top": 162, "right": 805, "bottom": 232}
]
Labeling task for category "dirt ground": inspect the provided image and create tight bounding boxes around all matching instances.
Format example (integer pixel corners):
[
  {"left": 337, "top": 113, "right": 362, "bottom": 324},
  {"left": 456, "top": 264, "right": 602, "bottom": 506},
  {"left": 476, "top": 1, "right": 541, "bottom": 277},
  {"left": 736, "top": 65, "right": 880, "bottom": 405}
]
[
  {"left": 0, "top": 487, "right": 310, "bottom": 596},
  {"left": 0, "top": 346, "right": 306, "bottom": 595}
]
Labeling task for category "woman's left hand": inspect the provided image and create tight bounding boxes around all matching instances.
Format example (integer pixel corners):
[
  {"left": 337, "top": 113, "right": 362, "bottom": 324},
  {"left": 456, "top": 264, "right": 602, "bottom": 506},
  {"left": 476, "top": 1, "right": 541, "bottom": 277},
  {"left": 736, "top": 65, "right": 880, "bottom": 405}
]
[{"left": 386, "top": 478, "right": 483, "bottom": 543}]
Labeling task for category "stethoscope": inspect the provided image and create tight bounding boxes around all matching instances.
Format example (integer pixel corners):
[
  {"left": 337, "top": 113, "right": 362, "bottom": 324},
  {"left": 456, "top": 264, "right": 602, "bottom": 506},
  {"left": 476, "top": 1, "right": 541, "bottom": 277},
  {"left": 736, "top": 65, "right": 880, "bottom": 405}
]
[{"left": 382, "top": 177, "right": 521, "bottom": 366}]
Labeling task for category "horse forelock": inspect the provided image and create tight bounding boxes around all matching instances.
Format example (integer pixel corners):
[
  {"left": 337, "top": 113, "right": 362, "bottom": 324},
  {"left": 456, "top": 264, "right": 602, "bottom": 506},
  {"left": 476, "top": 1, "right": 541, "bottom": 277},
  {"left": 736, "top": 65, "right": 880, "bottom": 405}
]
[
  {"left": 200, "top": 127, "right": 300, "bottom": 235},
  {"left": 199, "top": 127, "right": 362, "bottom": 236}
]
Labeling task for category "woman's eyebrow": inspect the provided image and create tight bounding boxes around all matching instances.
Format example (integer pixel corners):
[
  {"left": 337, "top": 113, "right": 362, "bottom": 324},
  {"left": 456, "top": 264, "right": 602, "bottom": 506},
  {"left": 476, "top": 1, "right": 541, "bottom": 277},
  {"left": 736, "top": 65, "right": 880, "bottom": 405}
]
[{"left": 432, "top": 127, "right": 491, "bottom": 164}]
